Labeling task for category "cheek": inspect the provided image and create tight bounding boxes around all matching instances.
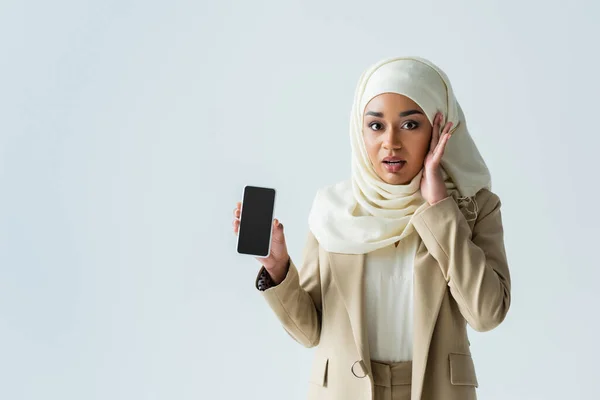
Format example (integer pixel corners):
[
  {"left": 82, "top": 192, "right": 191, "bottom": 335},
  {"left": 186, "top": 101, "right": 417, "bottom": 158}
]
[
  {"left": 362, "top": 133, "right": 382, "bottom": 166},
  {"left": 420, "top": 137, "right": 432, "bottom": 154},
  {"left": 362, "top": 131, "right": 378, "bottom": 152},
  {"left": 417, "top": 130, "right": 432, "bottom": 152},
  {"left": 405, "top": 135, "right": 430, "bottom": 156}
]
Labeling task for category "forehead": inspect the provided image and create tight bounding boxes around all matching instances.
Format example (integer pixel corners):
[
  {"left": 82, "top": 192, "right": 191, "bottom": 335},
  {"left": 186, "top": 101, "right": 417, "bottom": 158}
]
[{"left": 363, "top": 93, "right": 422, "bottom": 113}]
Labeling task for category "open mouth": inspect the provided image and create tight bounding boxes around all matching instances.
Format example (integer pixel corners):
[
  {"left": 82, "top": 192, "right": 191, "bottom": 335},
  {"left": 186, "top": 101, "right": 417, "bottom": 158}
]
[
  {"left": 382, "top": 160, "right": 406, "bottom": 172},
  {"left": 383, "top": 161, "right": 405, "bottom": 165}
]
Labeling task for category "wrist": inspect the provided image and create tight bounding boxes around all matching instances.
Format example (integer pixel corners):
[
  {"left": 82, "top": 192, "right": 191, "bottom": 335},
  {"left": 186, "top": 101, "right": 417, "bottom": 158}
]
[
  {"left": 267, "top": 257, "right": 290, "bottom": 284},
  {"left": 429, "top": 193, "right": 450, "bottom": 206}
]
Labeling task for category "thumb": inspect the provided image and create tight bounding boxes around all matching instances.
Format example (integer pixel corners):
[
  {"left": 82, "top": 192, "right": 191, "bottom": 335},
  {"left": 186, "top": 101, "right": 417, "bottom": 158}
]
[{"left": 272, "top": 219, "right": 285, "bottom": 239}]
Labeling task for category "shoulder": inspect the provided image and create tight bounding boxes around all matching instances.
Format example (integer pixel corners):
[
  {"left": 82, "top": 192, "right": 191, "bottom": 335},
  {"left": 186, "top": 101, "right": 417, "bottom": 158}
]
[
  {"left": 472, "top": 187, "right": 503, "bottom": 221},
  {"left": 474, "top": 187, "right": 501, "bottom": 208}
]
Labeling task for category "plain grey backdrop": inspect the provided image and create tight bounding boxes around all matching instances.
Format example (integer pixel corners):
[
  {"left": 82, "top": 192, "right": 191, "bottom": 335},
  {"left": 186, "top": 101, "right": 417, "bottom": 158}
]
[{"left": 1, "top": 0, "right": 599, "bottom": 399}]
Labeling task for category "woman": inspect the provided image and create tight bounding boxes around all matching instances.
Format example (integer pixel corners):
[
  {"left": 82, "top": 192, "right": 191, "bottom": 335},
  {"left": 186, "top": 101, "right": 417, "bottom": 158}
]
[{"left": 232, "top": 56, "right": 511, "bottom": 400}]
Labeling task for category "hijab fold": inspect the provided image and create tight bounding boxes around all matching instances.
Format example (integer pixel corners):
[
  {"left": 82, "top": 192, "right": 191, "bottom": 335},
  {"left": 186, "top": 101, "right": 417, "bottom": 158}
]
[{"left": 308, "top": 56, "right": 492, "bottom": 255}]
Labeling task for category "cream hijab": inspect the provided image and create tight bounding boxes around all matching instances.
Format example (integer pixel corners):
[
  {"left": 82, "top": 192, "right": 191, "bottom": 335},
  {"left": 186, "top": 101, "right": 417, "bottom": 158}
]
[{"left": 308, "top": 56, "right": 492, "bottom": 255}]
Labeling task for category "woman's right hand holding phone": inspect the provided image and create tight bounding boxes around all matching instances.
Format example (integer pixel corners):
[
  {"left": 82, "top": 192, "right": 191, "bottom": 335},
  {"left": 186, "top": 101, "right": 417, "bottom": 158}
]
[{"left": 233, "top": 202, "right": 290, "bottom": 284}]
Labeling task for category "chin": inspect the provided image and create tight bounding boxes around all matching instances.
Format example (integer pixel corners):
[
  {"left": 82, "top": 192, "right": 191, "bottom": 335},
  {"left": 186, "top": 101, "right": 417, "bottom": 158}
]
[
  {"left": 379, "top": 170, "right": 417, "bottom": 186},
  {"left": 381, "top": 175, "right": 409, "bottom": 185}
]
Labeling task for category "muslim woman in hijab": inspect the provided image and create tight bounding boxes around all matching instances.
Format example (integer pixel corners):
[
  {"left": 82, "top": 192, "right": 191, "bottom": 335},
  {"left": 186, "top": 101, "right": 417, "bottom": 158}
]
[{"left": 232, "top": 56, "right": 511, "bottom": 400}]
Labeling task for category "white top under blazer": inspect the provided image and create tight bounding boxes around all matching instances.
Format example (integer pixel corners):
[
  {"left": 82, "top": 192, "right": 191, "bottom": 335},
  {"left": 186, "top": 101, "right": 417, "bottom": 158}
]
[{"left": 363, "top": 230, "right": 420, "bottom": 363}]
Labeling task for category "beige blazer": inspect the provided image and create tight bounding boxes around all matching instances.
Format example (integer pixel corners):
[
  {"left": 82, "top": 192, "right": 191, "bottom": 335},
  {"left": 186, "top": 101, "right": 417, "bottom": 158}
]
[{"left": 256, "top": 188, "right": 511, "bottom": 400}]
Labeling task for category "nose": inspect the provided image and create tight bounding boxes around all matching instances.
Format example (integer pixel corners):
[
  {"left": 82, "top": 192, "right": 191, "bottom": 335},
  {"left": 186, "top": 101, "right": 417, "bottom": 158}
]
[{"left": 383, "top": 126, "right": 402, "bottom": 150}]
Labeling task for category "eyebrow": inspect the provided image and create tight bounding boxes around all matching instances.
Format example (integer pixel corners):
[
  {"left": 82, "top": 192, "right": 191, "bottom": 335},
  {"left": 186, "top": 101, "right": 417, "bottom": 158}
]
[{"left": 365, "top": 110, "right": 424, "bottom": 118}]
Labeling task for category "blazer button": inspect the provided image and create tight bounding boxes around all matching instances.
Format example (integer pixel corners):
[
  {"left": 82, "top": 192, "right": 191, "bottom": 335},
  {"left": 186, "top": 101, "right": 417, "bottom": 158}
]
[{"left": 351, "top": 359, "right": 367, "bottom": 378}]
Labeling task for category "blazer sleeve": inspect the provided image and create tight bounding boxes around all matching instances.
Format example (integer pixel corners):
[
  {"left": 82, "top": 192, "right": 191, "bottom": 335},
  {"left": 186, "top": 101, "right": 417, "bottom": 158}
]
[
  {"left": 254, "top": 229, "right": 322, "bottom": 348},
  {"left": 411, "top": 188, "right": 511, "bottom": 332}
]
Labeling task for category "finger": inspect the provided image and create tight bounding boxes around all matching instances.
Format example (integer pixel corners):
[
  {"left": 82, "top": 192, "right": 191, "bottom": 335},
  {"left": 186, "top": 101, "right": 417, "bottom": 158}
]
[
  {"left": 234, "top": 209, "right": 240, "bottom": 219},
  {"left": 432, "top": 132, "right": 448, "bottom": 156},
  {"left": 272, "top": 218, "right": 282, "bottom": 233},
  {"left": 275, "top": 219, "right": 283, "bottom": 231},
  {"left": 433, "top": 132, "right": 451, "bottom": 162},
  {"left": 442, "top": 121, "right": 453, "bottom": 135},
  {"left": 433, "top": 121, "right": 453, "bottom": 156},
  {"left": 430, "top": 113, "right": 441, "bottom": 152},
  {"left": 272, "top": 218, "right": 285, "bottom": 241},
  {"left": 233, "top": 219, "right": 240, "bottom": 234}
]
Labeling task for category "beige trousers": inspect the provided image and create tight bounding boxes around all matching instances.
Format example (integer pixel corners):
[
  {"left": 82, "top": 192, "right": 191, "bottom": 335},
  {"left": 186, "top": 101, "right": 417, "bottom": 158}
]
[{"left": 371, "top": 360, "right": 412, "bottom": 400}]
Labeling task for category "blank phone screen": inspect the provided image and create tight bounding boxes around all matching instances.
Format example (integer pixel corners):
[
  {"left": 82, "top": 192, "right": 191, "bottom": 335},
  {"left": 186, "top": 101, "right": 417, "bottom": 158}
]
[{"left": 237, "top": 186, "right": 276, "bottom": 257}]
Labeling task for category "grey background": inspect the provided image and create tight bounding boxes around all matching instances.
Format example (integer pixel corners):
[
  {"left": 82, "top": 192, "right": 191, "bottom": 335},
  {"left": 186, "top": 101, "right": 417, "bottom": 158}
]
[{"left": 1, "top": 0, "right": 599, "bottom": 399}]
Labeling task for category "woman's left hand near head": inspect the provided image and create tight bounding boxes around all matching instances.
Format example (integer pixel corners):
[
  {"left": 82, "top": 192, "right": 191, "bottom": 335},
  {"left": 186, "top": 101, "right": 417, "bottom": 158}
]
[{"left": 420, "top": 112, "right": 453, "bottom": 205}]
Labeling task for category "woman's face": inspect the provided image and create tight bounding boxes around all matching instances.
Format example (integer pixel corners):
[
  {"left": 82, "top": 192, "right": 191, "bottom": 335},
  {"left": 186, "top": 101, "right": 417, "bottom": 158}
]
[{"left": 362, "top": 93, "right": 433, "bottom": 185}]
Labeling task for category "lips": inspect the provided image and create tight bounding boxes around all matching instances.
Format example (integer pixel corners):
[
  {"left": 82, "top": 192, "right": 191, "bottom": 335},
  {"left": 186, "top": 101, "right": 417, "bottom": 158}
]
[
  {"left": 382, "top": 156, "right": 405, "bottom": 163},
  {"left": 382, "top": 157, "right": 406, "bottom": 172}
]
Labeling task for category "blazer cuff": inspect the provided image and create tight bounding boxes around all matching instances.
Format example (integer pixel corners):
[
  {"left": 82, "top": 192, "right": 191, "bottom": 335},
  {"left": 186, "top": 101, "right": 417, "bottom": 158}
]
[
  {"left": 255, "top": 266, "right": 275, "bottom": 291},
  {"left": 254, "top": 260, "right": 292, "bottom": 292}
]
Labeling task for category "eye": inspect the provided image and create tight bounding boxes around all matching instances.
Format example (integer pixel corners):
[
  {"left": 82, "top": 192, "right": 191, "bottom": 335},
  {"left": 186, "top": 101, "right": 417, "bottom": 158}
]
[
  {"left": 402, "top": 120, "right": 419, "bottom": 130},
  {"left": 369, "top": 122, "right": 383, "bottom": 131}
]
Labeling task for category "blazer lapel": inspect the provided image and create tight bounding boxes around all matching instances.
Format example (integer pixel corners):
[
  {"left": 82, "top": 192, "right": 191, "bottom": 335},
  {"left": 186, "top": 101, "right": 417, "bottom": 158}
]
[
  {"left": 327, "top": 251, "right": 372, "bottom": 376},
  {"left": 411, "top": 239, "right": 447, "bottom": 400},
  {"left": 327, "top": 238, "right": 447, "bottom": 400}
]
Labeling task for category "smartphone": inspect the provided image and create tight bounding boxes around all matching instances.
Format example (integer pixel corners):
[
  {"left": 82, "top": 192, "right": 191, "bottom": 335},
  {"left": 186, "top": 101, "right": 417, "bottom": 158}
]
[{"left": 236, "top": 185, "right": 277, "bottom": 257}]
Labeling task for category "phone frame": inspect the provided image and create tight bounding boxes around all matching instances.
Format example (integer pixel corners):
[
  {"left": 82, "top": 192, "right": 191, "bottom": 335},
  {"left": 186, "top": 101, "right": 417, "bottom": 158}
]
[{"left": 236, "top": 185, "right": 277, "bottom": 258}]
